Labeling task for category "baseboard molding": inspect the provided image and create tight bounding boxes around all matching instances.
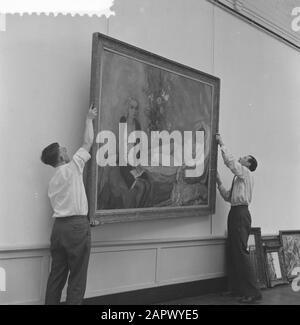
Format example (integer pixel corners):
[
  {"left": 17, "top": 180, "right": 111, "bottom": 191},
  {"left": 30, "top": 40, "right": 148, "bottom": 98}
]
[{"left": 83, "top": 277, "right": 227, "bottom": 305}]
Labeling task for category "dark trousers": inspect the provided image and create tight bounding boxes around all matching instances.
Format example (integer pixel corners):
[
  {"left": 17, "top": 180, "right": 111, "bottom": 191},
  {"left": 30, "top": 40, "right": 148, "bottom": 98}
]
[
  {"left": 45, "top": 215, "right": 91, "bottom": 305},
  {"left": 226, "top": 206, "right": 261, "bottom": 297}
]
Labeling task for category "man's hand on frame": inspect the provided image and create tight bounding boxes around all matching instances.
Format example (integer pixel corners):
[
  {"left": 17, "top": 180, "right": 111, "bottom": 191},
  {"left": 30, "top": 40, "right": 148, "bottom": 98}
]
[
  {"left": 216, "top": 133, "right": 224, "bottom": 146},
  {"left": 87, "top": 104, "right": 97, "bottom": 120}
]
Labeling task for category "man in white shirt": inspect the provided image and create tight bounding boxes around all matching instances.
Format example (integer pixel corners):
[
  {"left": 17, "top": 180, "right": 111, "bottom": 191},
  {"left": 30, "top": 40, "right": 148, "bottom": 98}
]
[
  {"left": 216, "top": 134, "right": 262, "bottom": 304},
  {"left": 41, "top": 105, "right": 97, "bottom": 305}
]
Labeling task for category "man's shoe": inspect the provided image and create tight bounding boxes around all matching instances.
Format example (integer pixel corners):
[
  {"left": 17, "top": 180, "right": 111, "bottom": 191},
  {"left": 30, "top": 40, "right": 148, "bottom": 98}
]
[{"left": 238, "top": 294, "right": 262, "bottom": 304}]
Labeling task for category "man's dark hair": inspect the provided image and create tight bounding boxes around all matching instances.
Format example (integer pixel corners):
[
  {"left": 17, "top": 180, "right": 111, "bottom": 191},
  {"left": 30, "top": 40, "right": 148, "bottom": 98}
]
[
  {"left": 41, "top": 142, "right": 60, "bottom": 167},
  {"left": 248, "top": 155, "right": 258, "bottom": 172}
]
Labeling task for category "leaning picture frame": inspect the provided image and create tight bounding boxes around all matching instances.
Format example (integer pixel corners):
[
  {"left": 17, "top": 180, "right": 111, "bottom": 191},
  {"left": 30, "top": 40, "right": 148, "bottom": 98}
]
[
  {"left": 279, "top": 230, "right": 300, "bottom": 280},
  {"left": 261, "top": 235, "right": 281, "bottom": 248},
  {"left": 264, "top": 245, "right": 289, "bottom": 288},
  {"left": 247, "top": 228, "right": 268, "bottom": 289},
  {"left": 86, "top": 33, "right": 220, "bottom": 224}
]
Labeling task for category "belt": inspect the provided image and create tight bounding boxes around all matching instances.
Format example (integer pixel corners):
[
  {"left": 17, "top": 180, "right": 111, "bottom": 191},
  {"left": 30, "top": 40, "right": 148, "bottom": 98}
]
[
  {"left": 54, "top": 215, "right": 87, "bottom": 221},
  {"left": 231, "top": 205, "right": 248, "bottom": 208}
]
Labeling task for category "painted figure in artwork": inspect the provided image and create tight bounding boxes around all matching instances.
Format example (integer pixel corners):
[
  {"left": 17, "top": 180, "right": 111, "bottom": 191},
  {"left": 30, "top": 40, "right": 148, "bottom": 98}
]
[
  {"left": 98, "top": 97, "right": 150, "bottom": 209},
  {"left": 96, "top": 51, "right": 212, "bottom": 211}
]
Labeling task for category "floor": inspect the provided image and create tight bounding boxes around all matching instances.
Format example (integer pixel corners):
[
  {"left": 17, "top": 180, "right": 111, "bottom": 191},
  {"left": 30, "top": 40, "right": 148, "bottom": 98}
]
[{"left": 159, "top": 285, "right": 300, "bottom": 305}]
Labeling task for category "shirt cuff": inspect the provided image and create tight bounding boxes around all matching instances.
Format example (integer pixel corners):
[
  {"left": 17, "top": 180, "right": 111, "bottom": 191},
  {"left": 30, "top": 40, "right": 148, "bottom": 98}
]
[{"left": 77, "top": 147, "right": 91, "bottom": 162}]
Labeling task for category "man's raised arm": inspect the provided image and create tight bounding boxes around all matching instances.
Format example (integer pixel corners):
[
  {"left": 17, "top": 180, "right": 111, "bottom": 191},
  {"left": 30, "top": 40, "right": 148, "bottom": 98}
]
[
  {"left": 82, "top": 105, "right": 97, "bottom": 152},
  {"left": 216, "top": 134, "right": 244, "bottom": 178}
]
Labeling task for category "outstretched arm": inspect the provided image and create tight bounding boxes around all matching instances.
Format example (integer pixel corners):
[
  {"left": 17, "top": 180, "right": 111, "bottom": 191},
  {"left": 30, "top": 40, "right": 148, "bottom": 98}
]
[
  {"left": 82, "top": 105, "right": 97, "bottom": 152},
  {"left": 216, "top": 134, "right": 245, "bottom": 178},
  {"left": 216, "top": 171, "right": 231, "bottom": 202}
]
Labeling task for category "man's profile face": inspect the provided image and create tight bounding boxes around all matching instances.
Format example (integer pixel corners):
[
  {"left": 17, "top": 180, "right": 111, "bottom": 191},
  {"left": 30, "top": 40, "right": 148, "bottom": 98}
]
[
  {"left": 59, "top": 146, "right": 70, "bottom": 164},
  {"left": 238, "top": 155, "right": 251, "bottom": 168}
]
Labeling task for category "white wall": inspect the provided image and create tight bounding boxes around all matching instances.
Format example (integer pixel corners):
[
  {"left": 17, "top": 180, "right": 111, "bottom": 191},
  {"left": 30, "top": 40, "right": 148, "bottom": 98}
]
[
  {"left": 0, "top": 2, "right": 215, "bottom": 248},
  {"left": 0, "top": 14, "right": 108, "bottom": 247},
  {"left": 213, "top": 5, "right": 300, "bottom": 234},
  {"left": 0, "top": 0, "right": 300, "bottom": 304}
]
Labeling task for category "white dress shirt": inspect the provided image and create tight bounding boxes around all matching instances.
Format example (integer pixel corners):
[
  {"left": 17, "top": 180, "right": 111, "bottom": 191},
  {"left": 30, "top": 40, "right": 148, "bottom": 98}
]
[
  {"left": 218, "top": 145, "right": 254, "bottom": 206},
  {"left": 48, "top": 147, "right": 91, "bottom": 218}
]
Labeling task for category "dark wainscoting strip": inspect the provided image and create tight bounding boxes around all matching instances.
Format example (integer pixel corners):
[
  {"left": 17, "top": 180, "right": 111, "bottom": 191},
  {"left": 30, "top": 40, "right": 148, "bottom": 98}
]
[{"left": 83, "top": 277, "right": 227, "bottom": 305}]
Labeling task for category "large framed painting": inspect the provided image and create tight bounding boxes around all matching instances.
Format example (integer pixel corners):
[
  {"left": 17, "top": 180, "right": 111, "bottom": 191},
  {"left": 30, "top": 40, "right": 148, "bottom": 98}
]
[
  {"left": 280, "top": 230, "right": 300, "bottom": 280},
  {"left": 87, "top": 33, "right": 220, "bottom": 224}
]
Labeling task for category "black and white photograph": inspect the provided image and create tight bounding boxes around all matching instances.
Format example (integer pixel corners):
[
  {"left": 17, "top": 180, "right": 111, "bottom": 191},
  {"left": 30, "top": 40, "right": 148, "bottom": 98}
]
[{"left": 1, "top": 0, "right": 300, "bottom": 307}]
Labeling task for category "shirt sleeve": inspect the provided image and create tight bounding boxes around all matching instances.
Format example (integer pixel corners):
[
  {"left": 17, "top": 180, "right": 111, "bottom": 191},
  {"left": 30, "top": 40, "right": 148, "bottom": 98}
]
[
  {"left": 220, "top": 145, "right": 248, "bottom": 179},
  {"left": 217, "top": 184, "right": 231, "bottom": 202},
  {"left": 72, "top": 147, "right": 91, "bottom": 173}
]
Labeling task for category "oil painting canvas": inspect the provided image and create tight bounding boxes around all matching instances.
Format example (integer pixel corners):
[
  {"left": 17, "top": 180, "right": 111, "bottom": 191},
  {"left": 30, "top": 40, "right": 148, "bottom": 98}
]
[{"left": 87, "top": 33, "right": 220, "bottom": 223}]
